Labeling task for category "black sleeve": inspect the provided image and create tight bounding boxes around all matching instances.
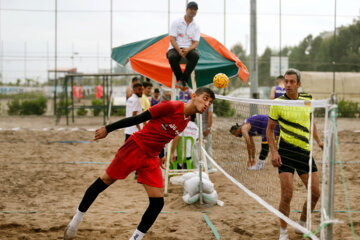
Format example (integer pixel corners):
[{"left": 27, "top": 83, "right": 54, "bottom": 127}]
[
  {"left": 105, "top": 110, "right": 152, "bottom": 133},
  {"left": 158, "top": 148, "right": 165, "bottom": 158}
]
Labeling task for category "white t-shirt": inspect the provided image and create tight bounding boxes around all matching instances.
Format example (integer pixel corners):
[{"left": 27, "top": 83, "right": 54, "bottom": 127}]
[
  {"left": 125, "top": 94, "right": 143, "bottom": 135},
  {"left": 176, "top": 121, "right": 199, "bottom": 158},
  {"left": 169, "top": 16, "right": 200, "bottom": 50}
]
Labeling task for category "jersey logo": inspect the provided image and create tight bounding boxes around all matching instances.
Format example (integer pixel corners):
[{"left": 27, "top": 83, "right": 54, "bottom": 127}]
[
  {"left": 161, "top": 123, "right": 180, "bottom": 135},
  {"left": 161, "top": 124, "right": 168, "bottom": 131}
]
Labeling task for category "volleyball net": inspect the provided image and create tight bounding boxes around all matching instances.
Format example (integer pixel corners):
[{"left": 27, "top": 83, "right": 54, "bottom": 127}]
[{"left": 208, "top": 94, "right": 341, "bottom": 240}]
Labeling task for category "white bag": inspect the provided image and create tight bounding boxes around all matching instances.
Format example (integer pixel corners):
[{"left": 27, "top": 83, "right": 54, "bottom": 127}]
[
  {"left": 202, "top": 190, "right": 218, "bottom": 204},
  {"left": 182, "top": 193, "right": 200, "bottom": 204},
  {"left": 184, "top": 176, "right": 200, "bottom": 197}
]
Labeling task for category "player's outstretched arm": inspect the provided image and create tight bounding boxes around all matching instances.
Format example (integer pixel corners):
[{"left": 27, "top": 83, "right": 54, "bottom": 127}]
[{"left": 105, "top": 110, "right": 152, "bottom": 133}]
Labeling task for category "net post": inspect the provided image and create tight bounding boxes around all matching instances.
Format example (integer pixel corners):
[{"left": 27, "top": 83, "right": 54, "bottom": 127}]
[
  {"left": 191, "top": 71, "right": 204, "bottom": 204},
  {"left": 164, "top": 73, "right": 177, "bottom": 194},
  {"left": 306, "top": 106, "right": 315, "bottom": 230},
  {"left": 326, "top": 93, "right": 337, "bottom": 240}
]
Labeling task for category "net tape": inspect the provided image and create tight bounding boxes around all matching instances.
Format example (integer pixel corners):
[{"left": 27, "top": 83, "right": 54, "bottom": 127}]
[{"left": 215, "top": 94, "right": 329, "bottom": 108}]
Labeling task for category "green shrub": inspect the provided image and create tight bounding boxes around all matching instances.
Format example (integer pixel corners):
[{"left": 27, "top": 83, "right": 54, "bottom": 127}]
[
  {"left": 338, "top": 99, "right": 359, "bottom": 118},
  {"left": 56, "top": 100, "right": 73, "bottom": 115},
  {"left": 213, "top": 99, "right": 235, "bottom": 117},
  {"left": 7, "top": 97, "right": 21, "bottom": 115},
  {"left": 77, "top": 106, "right": 88, "bottom": 116},
  {"left": 91, "top": 98, "right": 104, "bottom": 116},
  {"left": 111, "top": 106, "right": 126, "bottom": 116},
  {"left": 19, "top": 96, "right": 47, "bottom": 115}
]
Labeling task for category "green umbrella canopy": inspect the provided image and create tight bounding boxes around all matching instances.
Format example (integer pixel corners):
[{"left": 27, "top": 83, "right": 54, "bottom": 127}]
[{"left": 112, "top": 33, "right": 249, "bottom": 88}]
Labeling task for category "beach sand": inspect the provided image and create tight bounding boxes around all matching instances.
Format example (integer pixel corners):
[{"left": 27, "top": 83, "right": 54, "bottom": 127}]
[{"left": 0, "top": 116, "right": 359, "bottom": 239}]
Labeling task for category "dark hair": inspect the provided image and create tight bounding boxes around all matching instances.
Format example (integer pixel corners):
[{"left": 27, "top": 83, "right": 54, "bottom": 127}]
[
  {"left": 285, "top": 69, "right": 301, "bottom": 82},
  {"left": 132, "top": 77, "right": 140, "bottom": 83},
  {"left": 187, "top": 1, "right": 198, "bottom": 10},
  {"left": 143, "top": 81, "right": 153, "bottom": 88},
  {"left": 195, "top": 87, "right": 215, "bottom": 100},
  {"left": 229, "top": 123, "right": 242, "bottom": 137},
  {"left": 133, "top": 83, "right": 143, "bottom": 89},
  {"left": 154, "top": 88, "right": 160, "bottom": 93},
  {"left": 276, "top": 75, "right": 284, "bottom": 80}
]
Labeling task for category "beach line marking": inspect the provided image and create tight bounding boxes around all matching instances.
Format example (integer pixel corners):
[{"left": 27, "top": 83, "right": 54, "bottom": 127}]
[
  {"left": 50, "top": 140, "right": 90, "bottom": 144},
  {"left": 203, "top": 214, "right": 220, "bottom": 240}
]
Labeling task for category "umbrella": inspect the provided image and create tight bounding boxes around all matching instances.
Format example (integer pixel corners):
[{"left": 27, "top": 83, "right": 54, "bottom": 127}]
[{"left": 112, "top": 33, "right": 249, "bottom": 88}]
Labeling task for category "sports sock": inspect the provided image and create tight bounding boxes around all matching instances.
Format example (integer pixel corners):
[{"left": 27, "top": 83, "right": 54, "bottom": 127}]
[
  {"left": 280, "top": 227, "right": 288, "bottom": 234},
  {"left": 137, "top": 197, "right": 164, "bottom": 234},
  {"left": 69, "top": 209, "right": 84, "bottom": 227},
  {"left": 129, "top": 229, "right": 145, "bottom": 240},
  {"left": 78, "top": 177, "right": 109, "bottom": 212}
]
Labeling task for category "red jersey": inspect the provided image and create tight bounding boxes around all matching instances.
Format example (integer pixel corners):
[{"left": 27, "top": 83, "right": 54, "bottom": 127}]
[{"left": 131, "top": 101, "right": 190, "bottom": 157}]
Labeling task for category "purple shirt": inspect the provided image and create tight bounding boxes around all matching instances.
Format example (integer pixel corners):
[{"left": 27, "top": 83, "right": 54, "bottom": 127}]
[
  {"left": 151, "top": 96, "right": 161, "bottom": 106},
  {"left": 243, "top": 114, "right": 280, "bottom": 143},
  {"left": 178, "top": 89, "right": 191, "bottom": 103},
  {"left": 275, "top": 86, "right": 286, "bottom": 99}
]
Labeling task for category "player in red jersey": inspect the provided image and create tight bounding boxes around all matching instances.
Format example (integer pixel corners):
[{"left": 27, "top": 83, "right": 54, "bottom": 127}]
[{"left": 64, "top": 87, "right": 215, "bottom": 240}]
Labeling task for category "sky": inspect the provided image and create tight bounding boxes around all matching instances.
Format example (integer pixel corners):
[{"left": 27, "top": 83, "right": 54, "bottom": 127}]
[{"left": 0, "top": 0, "right": 359, "bottom": 84}]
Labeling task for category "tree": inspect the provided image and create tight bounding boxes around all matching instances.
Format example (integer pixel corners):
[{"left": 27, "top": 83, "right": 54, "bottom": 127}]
[{"left": 258, "top": 47, "right": 272, "bottom": 86}]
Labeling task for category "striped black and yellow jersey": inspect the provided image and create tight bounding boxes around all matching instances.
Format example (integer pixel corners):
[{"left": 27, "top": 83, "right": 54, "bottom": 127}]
[{"left": 269, "top": 92, "right": 312, "bottom": 151}]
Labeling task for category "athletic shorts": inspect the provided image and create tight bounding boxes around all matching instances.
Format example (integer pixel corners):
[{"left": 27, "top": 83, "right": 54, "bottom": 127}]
[
  {"left": 106, "top": 137, "right": 163, "bottom": 188},
  {"left": 278, "top": 141, "right": 318, "bottom": 176}
]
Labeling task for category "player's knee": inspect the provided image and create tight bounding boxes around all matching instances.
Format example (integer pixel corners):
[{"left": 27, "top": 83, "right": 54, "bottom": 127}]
[
  {"left": 149, "top": 197, "right": 164, "bottom": 213},
  {"left": 281, "top": 190, "right": 293, "bottom": 203},
  {"left": 167, "top": 50, "right": 180, "bottom": 62},
  {"left": 190, "top": 50, "right": 199, "bottom": 61},
  {"left": 100, "top": 172, "right": 116, "bottom": 186}
]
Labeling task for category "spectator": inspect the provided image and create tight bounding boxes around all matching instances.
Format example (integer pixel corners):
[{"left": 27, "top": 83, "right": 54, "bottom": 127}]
[
  {"left": 126, "top": 77, "right": 141, "bottom": 100},
  {"left": 96, "top": 84, "right": 103, "bottom": 99},
  {"left": 151, "top": 88, "right": 161, "bottom": 106},
  {"left": 270, "top": 75, "right": 286, "bottom": 99},
  {"left": 167, "top": 1, "right": 200, "bottom": 89},
  {"left": 124, "top": 83, "right": 144, "bottom": 141},
  {"left": 141, "top": 81, "right": 153, "bottom": 112}
]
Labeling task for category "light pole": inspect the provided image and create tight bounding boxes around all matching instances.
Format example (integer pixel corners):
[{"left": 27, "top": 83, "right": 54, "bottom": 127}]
[{"left": 71, "top": 52, "right": 79, "bottom": 69}]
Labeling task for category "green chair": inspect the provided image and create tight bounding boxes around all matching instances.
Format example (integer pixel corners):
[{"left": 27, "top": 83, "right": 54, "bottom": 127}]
[{"left": 170, "top": 136, "right": 195, "bottom": 170}]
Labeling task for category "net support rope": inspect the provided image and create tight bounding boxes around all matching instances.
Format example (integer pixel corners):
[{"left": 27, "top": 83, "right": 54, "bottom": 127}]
[{"left": 201, "top": 146, "right": 319, "bottom": 240}]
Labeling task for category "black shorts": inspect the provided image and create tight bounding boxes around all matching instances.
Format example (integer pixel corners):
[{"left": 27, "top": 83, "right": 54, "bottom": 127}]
[{"left": 278, "top": 140, "right": 318, "bottom": 175}]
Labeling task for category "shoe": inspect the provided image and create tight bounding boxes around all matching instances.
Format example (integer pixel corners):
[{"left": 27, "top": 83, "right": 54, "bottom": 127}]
[
  {"left": 248, "top": 160, "right": 265, "bottom": 170},
  {"left": 64, "top": 223, "right": 79, "bottom": 240},
  {"left": 207, "top": 168, "right": 218, "bottom": 173},
  {"left": 295, "top": 219, "right": 306, "bottom": 234},
  {"left": 279, "top": 229, "right": 289, "bottom": 240}
]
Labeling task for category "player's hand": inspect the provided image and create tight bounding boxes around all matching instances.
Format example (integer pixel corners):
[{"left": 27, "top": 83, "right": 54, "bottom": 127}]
[
  {"left": 160, "top": 157, "right": 166, "bottom": 169},
  {"left": 182, "top": 48, "right": 190, "bottom": 57},
  {"left": 318, "top": 141, "right": 324, "bottom": 150},
  {"left": 171, "top": 155, "right": 177, "bottom": 162},
  {"left": 271, "top": 152, "right": 282, "bottom": 167},
  {"left": 94, "top": 126, "right": 108, "bottom": 141},
  {"left": 179, "top": 49, "right": 186, "bottom": 58},
  {"left": 203, "top": 129, "right": 210, "bottom": 137}
]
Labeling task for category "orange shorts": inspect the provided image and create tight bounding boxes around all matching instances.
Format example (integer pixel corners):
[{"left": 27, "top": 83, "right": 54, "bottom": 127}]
[{"left": 106, "top": 137, "right": 163, "bottom": 188}]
